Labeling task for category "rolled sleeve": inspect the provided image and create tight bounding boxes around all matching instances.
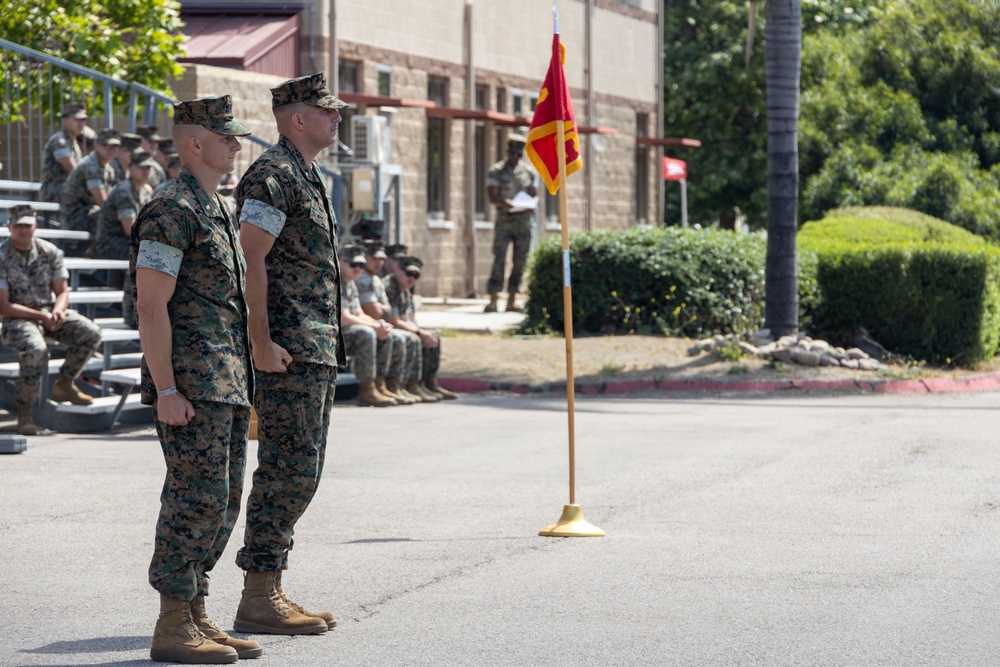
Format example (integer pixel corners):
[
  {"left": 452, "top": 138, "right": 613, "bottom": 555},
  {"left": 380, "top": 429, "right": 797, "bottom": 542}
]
[
  {"left": 137, "top": 240, "right": 184, "bottom": 278},
  {"left": 117, "top": 207, "right": 137, "bottom": 221},
  {"left": 240, "top": 198, "right": 287, "bottom": 237},
  {"left": 85, "top": 178, "right": 104, "bottom": 191}
]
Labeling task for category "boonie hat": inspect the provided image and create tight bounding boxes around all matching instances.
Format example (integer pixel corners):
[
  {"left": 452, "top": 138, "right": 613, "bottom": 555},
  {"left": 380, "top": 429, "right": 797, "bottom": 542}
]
[
  {"left": 96, "top": 128, "right": 122, "bottom": 146},
  {"left": 7, "top": 204, "right": 36, "bottom": 226},
  {"left": 173, "top": 96, "right": 251, "bottom": 137},
  {"left": 271, "top": 72, "right": 348, "bottom": 110},
  {"left": 61, "top": 102, "right": 88, "bottom": 119}
]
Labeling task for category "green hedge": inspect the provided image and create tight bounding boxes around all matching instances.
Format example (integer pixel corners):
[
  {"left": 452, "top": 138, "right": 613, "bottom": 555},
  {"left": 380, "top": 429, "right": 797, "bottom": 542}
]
[
  {"left": 523, "top": 227, "right": 766, "bottom": 337},
  {"left": 799, "top": 211, "right": 1000, "bottom": 366}
]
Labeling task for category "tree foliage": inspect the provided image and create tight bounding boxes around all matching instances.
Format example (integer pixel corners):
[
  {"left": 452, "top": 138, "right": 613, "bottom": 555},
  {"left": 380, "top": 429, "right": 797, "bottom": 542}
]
[
  {"left": 0, "top": 0, "right": 185, "bottom": 117},
  {"left": 664, "top": 0, "right": 1000, "bottom": 238}
]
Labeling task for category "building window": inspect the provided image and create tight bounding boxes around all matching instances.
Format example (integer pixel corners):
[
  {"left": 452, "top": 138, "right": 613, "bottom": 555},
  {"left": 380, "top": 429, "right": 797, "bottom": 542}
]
[
  {"left": 377, "top": 67, "right": 392, "bottom": 97},
  {"left": 635, "top": 113, "right": 650, "bottom": 226},
  {"left": 427, "top": 76, "right": 449, "bottom": 215},
  {"left": 339, "top": 59, "right": 361, "bottom": 93},
  {"left": 512, "top": 91, "right": 524, "bottom": 116},
  {"left": 496, "top": 87, "right": 507, "bottom": 113},
  {"left": 475, "top": 84, "right": 489, "bottom": 111}
]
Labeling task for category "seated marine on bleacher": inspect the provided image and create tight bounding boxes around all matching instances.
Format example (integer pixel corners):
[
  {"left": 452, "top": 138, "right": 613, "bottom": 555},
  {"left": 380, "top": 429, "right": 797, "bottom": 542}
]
[
  {"left": 109, "top": 132, "right": 143, "bottom": 185},
  {"left": 0, "top": 205, "right": 101, "bottom": 436},
  {"left": 60, "top": 128, "right": 121, "bottom": 251},
  {"left": 38, "top": 102, "right": 89, "bottom": 204},
  {"left": 338, "top": 244, "right": 400, "bottom": 408}
]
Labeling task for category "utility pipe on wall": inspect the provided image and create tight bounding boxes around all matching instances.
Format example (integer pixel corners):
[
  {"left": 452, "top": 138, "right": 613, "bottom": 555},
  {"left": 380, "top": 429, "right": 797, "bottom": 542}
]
[{"left": 464, "top": 0, "right": 478, "bottom": 296}]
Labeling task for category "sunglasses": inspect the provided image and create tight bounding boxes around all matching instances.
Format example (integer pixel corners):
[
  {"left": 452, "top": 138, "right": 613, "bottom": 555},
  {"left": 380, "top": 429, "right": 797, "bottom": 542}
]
[
  {"left": 405, "top": 272, "right": 420, "bottom": 280},
  {"left": 350, "top": 262, "right": 366, "bottom": 269}
]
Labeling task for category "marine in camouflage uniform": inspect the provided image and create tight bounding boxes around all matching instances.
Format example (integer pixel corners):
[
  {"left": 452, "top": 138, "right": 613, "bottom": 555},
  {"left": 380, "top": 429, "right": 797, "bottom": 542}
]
[
  {"left": 38, "top": 103, "right": 88, "bottom": 204},
  {"left": 0, "top": 205, "right": 101, "bottom": 435},
  {"left": 357, "top": 255, "right": 416, "bottom": 389},
  {"left": 233, "top": 73, "right": 345, "bottom": 633},
  {"left": 136, "top": 125, "right": 168, "bottom": 190},
  {"left": 485, "top": 134, "right": 538, "bottom": 311},
  {"left": 131, "top": 96, "right": 261, "bottom": 664},
  {"left": 60, "top": 128, "right": 121, "bottom": 240},
  {"left": 108, "top": 132, "right": 143, "bottom": 186}
]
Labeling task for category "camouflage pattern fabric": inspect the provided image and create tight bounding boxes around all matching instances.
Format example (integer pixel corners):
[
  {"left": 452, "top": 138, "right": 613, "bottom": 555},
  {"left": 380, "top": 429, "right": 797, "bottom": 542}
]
[
  {"left": 486, "top": 157, "right": 535, "bottom": 295},
  {"left": 356, "top": 270, "right": 388, "bottom": 306},
  {"left": 341, "top": 325, "right": 380, "bottom": 382},
  {"left": 98, "top": 178, "right": 150, "bottom": 259},
  {"left": 0, "top": 237, "right": 67, "bottom": 311},
  {"left": 60, "top": 152, "right": 116, "bottom": 234},
  {"left": 486, "top": 219, "right": 532, "bottom": 295},
  {"left": 148, "top": 400, "right": 250, "bottom": 600},
  {"left": 173, "top": 95, "right": 250, "bottom": 137},
  {"left": 397, "top": 330, "right": 422, "bottom": 384},
  {"left": 235, "top": 363, "right": 336, "bottom": 573},
  {"left": 236, "top": 135, "right": 345, "bottom": 367},
  {"left": 2, "top": 312, "right": 100, "bottom": 407},
  {"left": 109, "top": 158, "right": 126, "bottom": 185},
  {"left": 385, "top": 275, "right": 440, "bottom": 381},
  {"left": 343, "top": 278, "right": 402, "bottom": 381},
  {"left": 38, "top": 129, "right": 83, "bottom": 203},
  {"left": 129, "top": 168, "right": 253, "bottom": 406},
  {"left": 147, "top": 160, "right": 166, "bottom": 190},
  {"left": 270, "top": 72, "right": 347, "bottom": 109}
]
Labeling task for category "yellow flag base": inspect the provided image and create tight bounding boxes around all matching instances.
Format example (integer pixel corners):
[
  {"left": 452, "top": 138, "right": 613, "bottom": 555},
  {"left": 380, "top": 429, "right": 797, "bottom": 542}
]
[{"left": 539, "top": 504, "right": 605, "bottom": 538}]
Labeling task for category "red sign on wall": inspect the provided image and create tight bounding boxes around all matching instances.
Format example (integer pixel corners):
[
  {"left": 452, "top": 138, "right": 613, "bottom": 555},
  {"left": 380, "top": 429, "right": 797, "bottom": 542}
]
[{"left": 662, "top": 157, "right": 687, "bottom": 181}]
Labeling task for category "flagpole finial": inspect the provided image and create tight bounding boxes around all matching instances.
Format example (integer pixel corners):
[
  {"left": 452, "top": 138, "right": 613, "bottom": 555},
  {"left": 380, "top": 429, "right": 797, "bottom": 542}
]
[{"left": 553, "top": 2, "right": 559, "bottom": 34}]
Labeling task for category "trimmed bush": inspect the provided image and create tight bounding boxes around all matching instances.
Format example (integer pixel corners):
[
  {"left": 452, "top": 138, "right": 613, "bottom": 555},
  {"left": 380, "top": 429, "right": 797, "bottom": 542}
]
[
  {"left": 799, "top": 209, "right": 1000, "bottom": 365},
  {"left": 523, "top": 227, "right": 765, "bottom": 337}
]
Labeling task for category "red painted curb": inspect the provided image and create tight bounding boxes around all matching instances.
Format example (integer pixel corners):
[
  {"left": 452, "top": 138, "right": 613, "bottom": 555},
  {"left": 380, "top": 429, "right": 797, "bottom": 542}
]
[
  {"left": 873, "top": 379, "right": 929, "bottom": 394},
  {"left": 438, "top": 378, "right": 491, "bottom": 393},
  {"left": 579, "top": 384, "right": 603, "bottom": 394},
  {"left": 604, "top": 380, "right": 657, "bottom": 394}
]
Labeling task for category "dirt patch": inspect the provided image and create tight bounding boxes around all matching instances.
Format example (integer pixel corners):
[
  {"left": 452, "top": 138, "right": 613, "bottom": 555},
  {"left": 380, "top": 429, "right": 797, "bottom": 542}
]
[{"left": 438, "top": 333, "right": 1000, "bottom": 388}]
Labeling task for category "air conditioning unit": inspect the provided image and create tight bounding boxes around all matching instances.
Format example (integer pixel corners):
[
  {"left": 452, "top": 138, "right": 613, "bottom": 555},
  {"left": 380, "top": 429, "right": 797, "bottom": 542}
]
[{"left": 350, "top": 115, "right": 391, "bottom": 164}]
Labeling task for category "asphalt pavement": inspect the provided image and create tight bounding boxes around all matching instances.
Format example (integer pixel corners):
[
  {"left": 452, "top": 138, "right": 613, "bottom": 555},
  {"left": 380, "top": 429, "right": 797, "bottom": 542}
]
[{"left": 3, "top": 391, "right": 1000, "bottom": 666}]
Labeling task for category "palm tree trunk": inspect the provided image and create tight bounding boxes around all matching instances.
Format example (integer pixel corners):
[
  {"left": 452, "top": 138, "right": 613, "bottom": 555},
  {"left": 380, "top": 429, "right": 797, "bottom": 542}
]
[{"left": 764, "top": 0, "right": 801, "bottom": 337}]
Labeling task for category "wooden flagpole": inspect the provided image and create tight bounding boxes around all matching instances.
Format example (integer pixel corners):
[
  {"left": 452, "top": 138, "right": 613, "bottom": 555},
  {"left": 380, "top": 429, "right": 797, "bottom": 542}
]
[{"left": 538, "top": 10, "right": 604, "bottom": 538}]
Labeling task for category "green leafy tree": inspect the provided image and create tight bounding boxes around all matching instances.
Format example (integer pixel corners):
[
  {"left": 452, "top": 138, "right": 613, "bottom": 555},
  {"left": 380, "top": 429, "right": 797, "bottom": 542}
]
[{"left": 0, "top": 0, "right": 185, "bottom": 118}]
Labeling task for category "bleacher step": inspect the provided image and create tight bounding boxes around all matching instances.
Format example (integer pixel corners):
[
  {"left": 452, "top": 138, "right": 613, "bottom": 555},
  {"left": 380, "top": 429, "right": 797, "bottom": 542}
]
[{"left": 53, "top": 393, "right": 144, "bottom": 415}]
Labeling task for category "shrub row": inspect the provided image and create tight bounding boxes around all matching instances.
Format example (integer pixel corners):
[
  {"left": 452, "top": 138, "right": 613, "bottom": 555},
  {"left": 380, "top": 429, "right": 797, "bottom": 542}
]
[
  {"left": 522, "top": 227, "right": 765, "bottom": 338},
  {"left": 524, "top": 209, "right": 1000, "bottom": 366}
]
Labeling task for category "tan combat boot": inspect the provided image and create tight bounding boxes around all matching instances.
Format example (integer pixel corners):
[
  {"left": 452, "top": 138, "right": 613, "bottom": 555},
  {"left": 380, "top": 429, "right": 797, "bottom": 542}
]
[
  {"left": 386, "top": 379, "right": 417, "bottom": 405},
  {"left": 484, "top": 292, "right": 499, "bottom": 313},
  {"left": 275, "top": 571, "right": 336, "bottom": 630},
  {"left": 16, "top": 405, "right": 37, "bottom": 436},
  {"left": 425, "top": 374, "right": 459, "bottom": 400},
  {"left": 376, "top": 376, "right": 405, "bottom": 404},
  {"left": 505, "top": 293, "right": 520, "bottom": 312},
  {"left": 150, "top": 596, "right": 238, "bottom": 664},
  {"left": 233, "top": 571, "right": 328, "bottom": 635},
  {"left": 406, "top": 380, "right": 440, "bottom": 403},
  {"left": 357, "top": 381, "right": 396, "bottom": 408},
  {"left": 50, "top": 374, "right": 93, "bottom": 406},
  {"left": 191, "top": 596, "right": 263, "bottom": 660}
]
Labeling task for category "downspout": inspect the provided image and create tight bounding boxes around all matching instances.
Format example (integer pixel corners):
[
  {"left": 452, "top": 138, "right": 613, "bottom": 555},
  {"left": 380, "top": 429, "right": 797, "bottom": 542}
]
[
  {"left": 464, "top": 0, "right": 477, "bottom": 296},
  {"left": 657, "top": 0, "right": 665, "bottom": 226},
  {"left": 329, "top": 0, "right": 339, "bottom": 99},
  {"left": 585, "top": 0, "right": 595, "bottom": 231}
]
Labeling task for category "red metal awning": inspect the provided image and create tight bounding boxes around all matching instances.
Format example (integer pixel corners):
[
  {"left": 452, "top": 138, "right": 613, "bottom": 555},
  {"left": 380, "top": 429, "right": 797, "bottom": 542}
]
[
  {"left": 339, "top": 93, "right": 437, "bottom": 109},
  {"left": 179, "top": 13, "right": 300, "bottom": 77},
  {"left": 636, "top": 136, "right": 702, "bottom": 148}
]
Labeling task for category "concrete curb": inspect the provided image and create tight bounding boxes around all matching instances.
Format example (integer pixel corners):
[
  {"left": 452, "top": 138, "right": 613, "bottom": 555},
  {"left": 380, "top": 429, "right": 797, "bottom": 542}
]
[{"left": 438, "top": 372, "right": 1000, "bottom": 397}]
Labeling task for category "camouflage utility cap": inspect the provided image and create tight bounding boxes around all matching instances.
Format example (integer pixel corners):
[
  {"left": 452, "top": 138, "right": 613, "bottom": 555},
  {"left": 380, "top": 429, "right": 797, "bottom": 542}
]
[
  {"left": 401, "top": 257, "right": 423, "bottom": 275},
  {"left": 96, "top": 128, "right": 121, "bottom": 146},
  {"left": 61, "top": 102, "right": 88, "bottom": 119},
  {"left": 8, "top": 204, "right": 36, "bottom": 225},
  {"left": 135, "top": 125, "right": 162, "bottom": 141},
  {"left": 159, "top": 139, "right": 177, "bottom": 155},
  {"left": 386, "top": 243, "right": 408, "bottom": 259},
  {"left": 119, "top": 132, "right": 142, "bottom": 151},
  {"left": 173, "top": 96, "right": 251, "bottom": 137},
  {"left": 271, "top": 72, "right": 347, "bottom": 110},
  {"left": 131, "top": 150, "right": 158, "bottom": 168},
  {"left": 343, "top": 244, "right": 366, "bottom": 265},
  {"left": 363, "top": 240, "right": 387, "bottom": 259}
]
